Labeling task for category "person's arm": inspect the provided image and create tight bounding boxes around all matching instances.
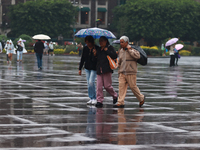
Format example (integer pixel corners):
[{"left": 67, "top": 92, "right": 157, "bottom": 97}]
[
  {"left": 127, "top": 45, "right": 140, "bottom": 60},
  {"left": 42, "top": 43, "right": 45, "bottom": 49},
  {"left": 105, "top": 45, "right": 117, "bottom": 59},
  {"left": 118, "top": 49, "right": 122, "bottom": 68},
  {"left": 78, "top": 47, "right": 86, "bottom": 75},
  {"left": 34, "top": 43, "right": 37, "bottom": 52}
]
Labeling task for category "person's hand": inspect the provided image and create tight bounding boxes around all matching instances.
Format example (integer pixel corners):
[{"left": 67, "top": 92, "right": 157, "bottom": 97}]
[
  {"left": 93, "top": 49, "right": 97, "bottom": 56},
  {"left": 79, "top": 70, "right": 82, "bottom": 75},
  {"left": 104, "top": 47, "right": 108, "bottom": 51},
  {"left": 127, "top": 45, "right": 132, "bottom": 50}
]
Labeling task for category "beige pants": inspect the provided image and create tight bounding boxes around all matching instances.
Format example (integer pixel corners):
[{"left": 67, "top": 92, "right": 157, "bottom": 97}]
[{"left": 118, "top": 73, "right": 144, "bottom": 105}]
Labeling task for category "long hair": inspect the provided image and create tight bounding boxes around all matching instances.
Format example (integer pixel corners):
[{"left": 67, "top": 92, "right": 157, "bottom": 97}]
[{"left": 100, "top": 36, "right": 110, "bottom": 46}]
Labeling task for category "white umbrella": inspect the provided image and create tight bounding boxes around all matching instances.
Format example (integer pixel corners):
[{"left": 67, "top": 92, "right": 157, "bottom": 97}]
[
  {"left": 32, "top": 34, "right": 51, "bottom": 40},
  {"left": 175, "top": 44, "right": 184, "bottom": 50},
  {"left": 165, "top": 38, "right": 178, "bottom": 47}
]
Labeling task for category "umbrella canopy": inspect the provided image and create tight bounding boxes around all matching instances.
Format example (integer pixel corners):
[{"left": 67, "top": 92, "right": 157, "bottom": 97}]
[
  {"left": 32, "top": 34, "right": 51, "bottom": 40},
  {"left": 112, "top": 39, "right": 120, "bottom": 44},
  {"left": 175, "top": 44, "right": 184, "bottom": 50},
  {"left": 165, "top": 38, "right": 178, "bottom": 47},
  {"left": 75, "top": 27, "right": 116, "bottom": 39}
]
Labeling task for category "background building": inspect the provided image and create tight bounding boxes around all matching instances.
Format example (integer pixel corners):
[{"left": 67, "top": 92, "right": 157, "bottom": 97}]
[{"left": 0, "top": 0, "right": 125, "bottom": 36}]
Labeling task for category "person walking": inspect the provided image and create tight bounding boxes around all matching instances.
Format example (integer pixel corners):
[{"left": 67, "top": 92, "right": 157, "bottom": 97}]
[
  {"left": 79, "top": 36, "right": 99, "bottom": 105},
  {"left": 93, "top": 36, "right": 118, "bottom": 108},
  {"left": 43, "top": 41, "right": 49, "bottom": 55},
  {"left": 114, "top": 36, "right": 145, "bottom": 108},
  {"left": 6, "top": 40, "right": 15, "bottom": 64},
  {"left": 174, "top": 48, "right": 180, "bottom": 66},
  {"left": 0, "top": 42, "right": 2, "bottom": 53},
  {"left": 169, "top": 44, "right": 175, "bottom": 67},
  {"left": 34, "top": 40, "right": 45, "bottom": 70},
  {"left": 4, "top": 40, "right": 10, "bottom": 64},
  {"left": 77, "top": 42, "right": 83, "bottom": 56},
  {"left": 16, "top": 38, "right": 27, "bottom": 62},
  {"left": 48, "top": 41, "right": 54, "bottom": 56}
]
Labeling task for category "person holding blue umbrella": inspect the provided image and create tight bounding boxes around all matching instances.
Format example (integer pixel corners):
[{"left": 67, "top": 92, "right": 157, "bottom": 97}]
[{"left": 79, "top": 36, "right": 99, "bottom": 105}]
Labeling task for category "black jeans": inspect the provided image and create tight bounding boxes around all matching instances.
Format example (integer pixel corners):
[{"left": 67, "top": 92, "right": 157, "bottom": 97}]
[{"left": 170, "top": 55, "right": 175, "bottom": 67}]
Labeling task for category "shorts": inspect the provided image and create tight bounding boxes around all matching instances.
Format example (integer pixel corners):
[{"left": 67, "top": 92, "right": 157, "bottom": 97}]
[
  {"left": 44, "top": 48, "right": 48, "bottom": 53},
  {"left": 6, "top": 50, "right": 15, "bottom": 54},
  {"left": 48, "top": 49, "right": 53, "bottom": 52}
]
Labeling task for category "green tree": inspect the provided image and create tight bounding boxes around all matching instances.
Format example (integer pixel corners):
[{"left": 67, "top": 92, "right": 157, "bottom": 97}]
[
  {"left": 13, "top": 34, "right": 33, "bottom": 47},
  {"left": 112, "top": 0, "right": 200, "bottom": 45},
  {"left": 9, "top": 0, "right": 77, "bottom": 38}
]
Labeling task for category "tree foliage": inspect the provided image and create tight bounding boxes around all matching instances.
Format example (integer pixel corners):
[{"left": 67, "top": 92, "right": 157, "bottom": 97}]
[
  {"left": 112, "top": 0, "right": 200, "bottom": 44},
  {"left": 9, "top": 0, "right": 77, "bottom": 38}
]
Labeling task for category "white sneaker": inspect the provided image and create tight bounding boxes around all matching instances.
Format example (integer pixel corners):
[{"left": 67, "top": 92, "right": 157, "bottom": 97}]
[
  {"left": 91, "top": 99, "right": 97, "bottom": 105},
  {"left": 87, "top": 99, "right": 92, "bottom": 104}
]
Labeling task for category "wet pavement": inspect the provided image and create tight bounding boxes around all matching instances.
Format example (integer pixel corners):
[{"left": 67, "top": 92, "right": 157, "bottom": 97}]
[{"left": 0, "top": 54, "right": 200, "bottom": 150}]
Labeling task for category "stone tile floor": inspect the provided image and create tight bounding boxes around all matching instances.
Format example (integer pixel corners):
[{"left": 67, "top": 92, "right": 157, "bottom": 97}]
[{"left": 0, "top": 54, "right": 200, "bottom": 150}]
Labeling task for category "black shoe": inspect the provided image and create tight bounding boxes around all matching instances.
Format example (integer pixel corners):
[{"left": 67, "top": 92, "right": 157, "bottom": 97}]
[
  {"left": 139, "top": 96, "right": 145, "bottom": 107},
  {"left": 95, "top": 102, "right": 103, "bottom": 108},
  {"left": 113, "top": 97, "right": 118, "bottom": 104},
  {"left": 113, "top": 103, "right": 124, "bottom": 108}
]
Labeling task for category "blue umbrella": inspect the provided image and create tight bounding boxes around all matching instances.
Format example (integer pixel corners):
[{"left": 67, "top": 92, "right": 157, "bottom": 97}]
[{"left": 75, "top": 27, "right": 116, "bottom": 39}]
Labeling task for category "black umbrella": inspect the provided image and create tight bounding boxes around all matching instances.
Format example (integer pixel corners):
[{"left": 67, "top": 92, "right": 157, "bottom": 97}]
[{"left": 130, "top": 45, "right": 148, "bottom": 66}]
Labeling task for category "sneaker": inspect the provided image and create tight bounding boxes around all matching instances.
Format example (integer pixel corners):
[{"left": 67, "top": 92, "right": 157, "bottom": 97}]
[
  {"left": 113, "top": 102, "right": 124, "bottom": 108},
  {"left": 87, "top": 99, "right": 92, "bottom": 105},
  {"left": 95, "top": 102, "right": 103, "bottom": 108},
  {"left": 113, "top": 97, "right": 118, "bottom": 104},
  {"left": 91, "top": 99, "right": 97, "bottom": 105},
  {"left": 139, "top": 96, "right": 145, "bottom": 107}
]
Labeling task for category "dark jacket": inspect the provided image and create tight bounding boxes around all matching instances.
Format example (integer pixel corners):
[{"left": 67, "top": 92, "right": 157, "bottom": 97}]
[
  {"left": 16, "top": 44, "right": 23, "bottom": 51},
  {"left": 96, "top": 45, "right": 117, "bottom": 75},
  {"left": 79, "top": 45, "right": 99, "bottom": 71},
  {"left": 34, "top": 41, "right": 45, "bottom": 53}
]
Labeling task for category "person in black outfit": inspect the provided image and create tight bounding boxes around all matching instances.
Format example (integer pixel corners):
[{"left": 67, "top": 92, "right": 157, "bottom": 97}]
[
  {"left": 93, "top": 36, "right": 118, "bottom": 108},
  {"left": 34, "top": 40, "right": 45, "bottom": 70},
  {"left": 79, "top": 36, "right": 99, "bottom": 105}
]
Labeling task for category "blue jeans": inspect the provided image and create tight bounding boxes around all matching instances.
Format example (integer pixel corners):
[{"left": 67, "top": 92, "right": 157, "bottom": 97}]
[
  {"left": 85, "top": 69, "right": 97, "bottom": 100},
  {"left": 36, "top": 53, "right": 43, "bottom": 68},
  {"left": 17, "top": 51, "right": 23, "bottom": 60}
]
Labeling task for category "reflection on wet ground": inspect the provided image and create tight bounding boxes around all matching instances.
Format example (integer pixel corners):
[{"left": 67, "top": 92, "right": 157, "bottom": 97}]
[{"left": 0, "top": 54, "right": 200, "bottom": 149}]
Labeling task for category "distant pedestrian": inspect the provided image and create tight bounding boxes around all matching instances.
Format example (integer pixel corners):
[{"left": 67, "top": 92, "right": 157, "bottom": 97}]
[
  {"left": 2, "top": 38, "right": 5, "bottom": 48},
  {"left": 6, "top": 40, "right": 15, "bottom": 64},
  {"left": 34, "top": 40, "right": 45, "bottom": 70},
  {"left": 48, "top": 41, "right": 54, "bottom": 56},
  {"left": 4, "top": 40, "right": 10, "bottom": 64},
  {"left": 114, "top": 36, "right": 145, "bottom": 108},
  {"left": 93, "top": 36, "right": 118, "bottom": 108},
  {"left": 16, "top": 38, "right": 27, "bottom": 62},
  {"left": 43, "top": 41, "right": 49, "bottom": 55},
  {"left": 169, "top": 45, "right": 175, "bottom": 67},
  {"left": 79, "top": 36, "right": 99, "bottom": 105},
  {"left": 0, "top": 42, "right": 2, "bottom": 53},
  {"left": 174, "top": 48, "right": 180, "bottom": 66},
  {"left": 77, "top": 42, "right": 83, "bottom": 56}
]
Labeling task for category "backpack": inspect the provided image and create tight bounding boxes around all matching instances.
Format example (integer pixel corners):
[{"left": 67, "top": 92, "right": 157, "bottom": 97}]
[{"left": 131, "top": 45, "right": 148, "bottom": 66}]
